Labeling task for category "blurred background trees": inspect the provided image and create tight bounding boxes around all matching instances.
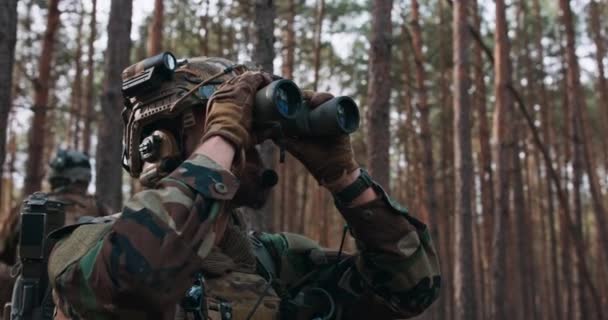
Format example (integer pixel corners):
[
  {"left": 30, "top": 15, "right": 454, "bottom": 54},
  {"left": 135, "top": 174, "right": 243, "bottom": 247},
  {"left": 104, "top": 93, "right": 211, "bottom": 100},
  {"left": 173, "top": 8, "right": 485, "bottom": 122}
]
[{"left": 1, "top": 0, "right": 608, "bottom": 318}]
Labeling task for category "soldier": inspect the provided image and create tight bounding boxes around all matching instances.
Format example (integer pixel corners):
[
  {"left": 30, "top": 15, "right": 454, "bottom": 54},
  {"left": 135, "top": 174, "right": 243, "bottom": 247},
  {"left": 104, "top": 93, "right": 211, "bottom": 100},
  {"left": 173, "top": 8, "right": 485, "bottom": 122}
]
[
  {"left": 0, "top": 149, "right": 111, "bottom": 318},
  {"left": 47, "top": 55, "right": 441, "bottom": 319},
  {"left": 45, "top": 149, "right": 112, "bottom": 225}
]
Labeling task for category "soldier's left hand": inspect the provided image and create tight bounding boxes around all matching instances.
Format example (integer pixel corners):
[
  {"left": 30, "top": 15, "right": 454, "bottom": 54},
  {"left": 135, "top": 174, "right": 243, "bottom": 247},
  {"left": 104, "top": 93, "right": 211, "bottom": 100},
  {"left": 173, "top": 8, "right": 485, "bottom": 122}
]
[
  {"left": 201, "top": 71, "right": 273, "bottom": 153},
  {"left": 280, "top": 90, "right": 358, "bottom": 185}
]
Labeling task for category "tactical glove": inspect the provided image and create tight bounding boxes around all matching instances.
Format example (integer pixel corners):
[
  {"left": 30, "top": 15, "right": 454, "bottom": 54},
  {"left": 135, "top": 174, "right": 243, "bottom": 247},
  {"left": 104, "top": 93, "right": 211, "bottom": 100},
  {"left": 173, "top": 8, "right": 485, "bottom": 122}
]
[
  {"left": 201, "top": 71, "right": 273, "bottom": 153},
  {"left": 282, "top": 90, "right": 359, "bottom": 184}
]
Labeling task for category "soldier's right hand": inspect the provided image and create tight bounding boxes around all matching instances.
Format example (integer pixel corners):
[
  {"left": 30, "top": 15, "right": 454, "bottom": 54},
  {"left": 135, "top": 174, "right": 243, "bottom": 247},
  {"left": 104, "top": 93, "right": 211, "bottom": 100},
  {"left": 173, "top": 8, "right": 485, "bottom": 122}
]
[
  {"left": 280, "top": 90, "right": 359, "bottom": 185},
  {"left": 201, "top": 71, "right": 273, "bottom": 156}
]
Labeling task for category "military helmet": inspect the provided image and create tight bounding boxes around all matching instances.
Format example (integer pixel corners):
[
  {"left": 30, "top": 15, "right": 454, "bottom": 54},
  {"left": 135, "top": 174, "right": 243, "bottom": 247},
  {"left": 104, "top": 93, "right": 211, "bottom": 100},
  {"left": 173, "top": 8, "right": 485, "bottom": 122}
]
[
  {"left": 120, "top": 53, "right": 249, "bottom": 179},
  {"left": 48, "top": 149, "right": 92, "bottom": 189}
]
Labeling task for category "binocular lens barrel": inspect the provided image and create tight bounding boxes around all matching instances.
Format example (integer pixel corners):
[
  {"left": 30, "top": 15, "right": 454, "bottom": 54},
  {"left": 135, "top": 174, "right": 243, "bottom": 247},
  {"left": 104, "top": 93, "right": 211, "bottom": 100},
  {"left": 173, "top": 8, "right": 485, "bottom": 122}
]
[
  {"left": 307, "top": 96, "right": 360, "bottom": 136},
  {"left": 255, "top": 79, "right": 302, "bottom": 121},
  {"left": 255, "top": 79, "right": 360, "bottom": 137}
]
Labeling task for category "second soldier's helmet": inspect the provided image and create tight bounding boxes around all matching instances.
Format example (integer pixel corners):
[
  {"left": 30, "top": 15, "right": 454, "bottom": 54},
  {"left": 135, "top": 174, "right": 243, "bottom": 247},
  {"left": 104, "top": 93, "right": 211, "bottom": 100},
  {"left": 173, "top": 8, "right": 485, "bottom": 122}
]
[{"left": 48, "top": 149, "right": 92, "bottom": 190}]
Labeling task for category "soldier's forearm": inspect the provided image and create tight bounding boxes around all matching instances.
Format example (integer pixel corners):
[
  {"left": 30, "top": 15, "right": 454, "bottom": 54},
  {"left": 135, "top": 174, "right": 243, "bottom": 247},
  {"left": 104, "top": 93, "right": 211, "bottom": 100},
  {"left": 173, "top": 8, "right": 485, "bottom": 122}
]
[
  {"left": 335, "top": 183, "right": 441, "bottom": 317},
  {"left": 325, "top": 168, "right": 378, "bottom": 207},
  {"left": 195, "top": 135, "right": 236, "bottom": 170}
]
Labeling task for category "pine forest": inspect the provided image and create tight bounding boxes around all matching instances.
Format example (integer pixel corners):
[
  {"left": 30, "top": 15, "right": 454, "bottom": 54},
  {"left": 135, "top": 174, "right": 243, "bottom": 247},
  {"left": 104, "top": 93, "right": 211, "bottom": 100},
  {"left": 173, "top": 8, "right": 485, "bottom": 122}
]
[{"left": 1, "top": 0, "right": 608, "bottom": 319}]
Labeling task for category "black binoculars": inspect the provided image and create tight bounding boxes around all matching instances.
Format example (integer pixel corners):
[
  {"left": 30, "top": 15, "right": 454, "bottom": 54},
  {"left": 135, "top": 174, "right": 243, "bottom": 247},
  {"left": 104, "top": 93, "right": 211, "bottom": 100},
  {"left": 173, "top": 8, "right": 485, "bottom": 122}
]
[{"left": 254, "top": 79, "right": 360, "bottom": 136}]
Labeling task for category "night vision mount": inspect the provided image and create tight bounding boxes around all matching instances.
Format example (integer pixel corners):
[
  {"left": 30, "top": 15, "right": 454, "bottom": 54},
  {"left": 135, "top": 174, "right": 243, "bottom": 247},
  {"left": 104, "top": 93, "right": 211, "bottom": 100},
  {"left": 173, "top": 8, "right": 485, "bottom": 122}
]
[{"left": 121, "top": 51, "right": 180, "bottom": 97}]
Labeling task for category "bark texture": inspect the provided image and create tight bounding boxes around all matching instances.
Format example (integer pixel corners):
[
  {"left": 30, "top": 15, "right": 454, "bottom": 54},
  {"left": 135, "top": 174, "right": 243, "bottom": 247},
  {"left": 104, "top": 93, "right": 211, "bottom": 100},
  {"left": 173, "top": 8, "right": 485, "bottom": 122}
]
[
  {"left": 366, "top": 0, "right": 393, "bottom": 188},
  {"left": 24, "top": 0, "right": 61, "bottom": 195},
  {"left": 411, "top": 0, "right": 438, "bottom": 236},
  {"left": 96, "top": 0, "right": 133, "bottom": 211},
  {"left": 147, "top": 0, "right": 163, "bottom": 55},
  {"left": 491, "top": 1, "right": 513, "bottom": 320},
  {"left": 0, "top": 0, "right": 18, "bottom": 201},
  {"left": 452, "top": 1, "right": 476, "bottom": 319},
  {"left": 83, "top": 0, "right": 97, "bottom": 155},
  {"left": 312, "top": 0, "right": 325, "bottom": 91}
]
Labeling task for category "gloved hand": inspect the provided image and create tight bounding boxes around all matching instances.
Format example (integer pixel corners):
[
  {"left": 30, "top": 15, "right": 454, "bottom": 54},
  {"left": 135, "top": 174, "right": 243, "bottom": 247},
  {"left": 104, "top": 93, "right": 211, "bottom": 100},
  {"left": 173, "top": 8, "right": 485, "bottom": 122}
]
[
  {"left": 201, "top": 71, "right": 273, "bottom": 153},
  {"left": 281, "top": 90, "right": 359, "bottom": 184}
]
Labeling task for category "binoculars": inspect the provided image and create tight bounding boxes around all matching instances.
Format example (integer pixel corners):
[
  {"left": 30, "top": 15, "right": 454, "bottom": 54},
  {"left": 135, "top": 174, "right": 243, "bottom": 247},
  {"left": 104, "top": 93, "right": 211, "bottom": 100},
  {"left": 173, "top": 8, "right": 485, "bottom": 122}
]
[{"left": 254, "top": 79, "right": 360, "bottom": 136}]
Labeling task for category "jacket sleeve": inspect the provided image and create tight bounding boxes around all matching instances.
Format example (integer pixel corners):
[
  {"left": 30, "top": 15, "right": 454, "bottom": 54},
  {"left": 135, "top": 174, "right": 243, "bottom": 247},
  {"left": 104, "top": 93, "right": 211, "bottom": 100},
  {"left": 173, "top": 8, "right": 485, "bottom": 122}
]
[
  {"left": 258, "top": 183, "right": 440, "bottom": 319},
  {"left": 334, "top": 182, "right": 441, "bottom": 318},
  {"left": 48, "top": 153, "right": 239, "bottom": 319}
]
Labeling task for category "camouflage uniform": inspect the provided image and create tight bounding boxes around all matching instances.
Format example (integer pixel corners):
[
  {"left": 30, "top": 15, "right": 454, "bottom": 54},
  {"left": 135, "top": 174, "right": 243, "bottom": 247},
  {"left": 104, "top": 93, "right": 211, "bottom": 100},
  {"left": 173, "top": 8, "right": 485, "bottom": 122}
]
[
  {"left": 0, "top": 150, "right": 111, "bottom": 318},
  {"left": 46, "top": 56, "right": 440, "bottom": 319},
  {"left": 48, "top": 154, "right": 440, "bottom": 319}
]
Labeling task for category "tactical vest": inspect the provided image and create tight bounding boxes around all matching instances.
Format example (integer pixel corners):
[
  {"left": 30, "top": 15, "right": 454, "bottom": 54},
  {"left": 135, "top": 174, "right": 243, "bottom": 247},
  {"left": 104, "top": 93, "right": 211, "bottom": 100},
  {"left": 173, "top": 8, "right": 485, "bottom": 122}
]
[
  {"left": 49, "top": 211, "right": 335, "bottom": 320},
  {"left": 6, "top": 193, "right": 65, "bottom": 320}
]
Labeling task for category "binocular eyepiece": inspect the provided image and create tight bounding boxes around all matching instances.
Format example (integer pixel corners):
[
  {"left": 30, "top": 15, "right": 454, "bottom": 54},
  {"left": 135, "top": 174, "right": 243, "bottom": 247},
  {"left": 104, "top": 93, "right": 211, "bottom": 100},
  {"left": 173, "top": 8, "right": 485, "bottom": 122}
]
[{"left": 254, "top": 79, "right": 360, "bottom": 136}]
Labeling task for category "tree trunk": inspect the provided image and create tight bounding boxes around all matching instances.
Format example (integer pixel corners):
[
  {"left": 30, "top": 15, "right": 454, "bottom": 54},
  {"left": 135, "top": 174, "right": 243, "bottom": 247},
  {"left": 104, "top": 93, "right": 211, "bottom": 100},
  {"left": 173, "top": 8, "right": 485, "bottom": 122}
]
[
  {"left": 281, "top": 0, "right": 295, "bottom": 80},
  {"left": 96, "top": 0, "right": 133, "bottom": 211},
  {"left": 587, "top": 0, "right": 608, "bottom": 267},
  {"left": 147, "top": 0, "right": 164, "bottom": 55},
  {"left": 68, "top": 8, "right": 85, "bottom": 149},
  {"left": 366, "top": 0, "right": 392, "bottom": 188},
  {"left": 560, "top": 0, "right": 608, "bottom": 319},
  {"left": 531, "top": 0, "right": 561, "bottom": 318},
  {"left": 589, "top": 0, "right": 608, "bottom": 175},
  {"left": 452, "top": 1, "right": 476, "bottom": 319},
  {"left": 411, "top": 0, "right": 438, "bottom": 246},
  {"left": 471, "top": 5, "right": 494, "bottom": 309},
  {"left": 24, "top": 0, "right": 61, "bottom": 195},
  {"left": 83, "top": 0, "right": 97, "bottom": 155},
  {"left": 437, "top": 1, "right": 454, "bottom": 317},
  {"left": 312, "top": 0, "right": 325, "bottom": 91},
  {"left": 512, "top": 124, "right": 536, "bottom": 319},
  {"left": 491, "top": 1, "right": 513, "bottom": 320},
  {"left": 514, "top": 2, "right": 540, "bottom": 317},
  {"left": 279, "top": 0, "right": 297, "bottom": 231},
  {"left": 253, "top": 0, "right": 276, "bottom": 231},
  {"left": 0, "top": 0, "right": 18, "bottom": 202},
  {"left": 216, "top": 0, "right": 224, "bottom": 56},
  {"left": 199, "top": 0, "right": 210, "bottom": 56}
]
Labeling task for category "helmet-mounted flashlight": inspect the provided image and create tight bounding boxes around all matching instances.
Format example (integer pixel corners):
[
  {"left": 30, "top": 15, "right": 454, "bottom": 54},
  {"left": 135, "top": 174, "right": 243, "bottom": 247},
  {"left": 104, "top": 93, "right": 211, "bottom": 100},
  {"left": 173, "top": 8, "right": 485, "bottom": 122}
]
[{"left": 122, "top": 51, "right": 177, "bottom": 97}]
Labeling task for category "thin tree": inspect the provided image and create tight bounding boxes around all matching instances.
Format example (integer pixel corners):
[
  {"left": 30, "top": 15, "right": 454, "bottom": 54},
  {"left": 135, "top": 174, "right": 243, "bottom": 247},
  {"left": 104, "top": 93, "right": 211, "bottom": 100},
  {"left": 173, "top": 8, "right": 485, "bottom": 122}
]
[
  {"left": 216, "top": 0, "right": 224, "bottom": 55},
  {"left": 312, "top": 0, "right": 325, "bottom": 91},
  {"left": 24, "top": 0, "right": 61, "bottom": 195},
  {"left": 532, "top": 0, "right": 561, "bottom": 318},
  {"left": 279, "top": 0, "right": 298, "bottom": 230},
  {"left": 589, "top": 0, "right": 608, "bottom": 171},
  {"left": 514, "top": 2, "right": 539, "bottom": 317},
  {"left": 471, "top": 1, "right": 494, "bottom": 291},
  {"left": 199, "top": 0, "right": 210, "bottom": 56},
  {"left": 491, "top": 1, "right": 514, "bottom": 320},
  {"left": 68, "top": 6, "right": 85, "bottom": 149},
  {"left": 452, "top": 0, "right": 476, "bottom": 319},
  {"left": 96, "top": 0, "right": 133, "bottom": 211},
  {"left": 82, "top": 0, "right": 97, "bottom": 155},
  {"left": 410, "top": 0, "right": 438, "bottom": 239},
  {"left": 366, "top": 0, "right": 393, "bottom": 188},
  {"left": 437, "top": 1, "right": 454, "bottom": 317},
  {"left": 560, "top": 2, "right": 608, "bottom": 318},
  {"left": 281, "top": 0, "right": 295, "bottom": 80},
  {"left": 0, "top": 0, "right": 18, "bottom": 202},
  {"left": 147, "top": 0, "right": 163, "bottom": 55}
]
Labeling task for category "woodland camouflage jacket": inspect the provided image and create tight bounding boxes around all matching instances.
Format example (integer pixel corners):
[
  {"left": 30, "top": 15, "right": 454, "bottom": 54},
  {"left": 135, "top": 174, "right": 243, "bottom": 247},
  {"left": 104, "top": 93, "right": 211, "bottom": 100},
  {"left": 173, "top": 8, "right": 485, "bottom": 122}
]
[{"left": 48, "top": 153, "right": 441, "bottom": 319}]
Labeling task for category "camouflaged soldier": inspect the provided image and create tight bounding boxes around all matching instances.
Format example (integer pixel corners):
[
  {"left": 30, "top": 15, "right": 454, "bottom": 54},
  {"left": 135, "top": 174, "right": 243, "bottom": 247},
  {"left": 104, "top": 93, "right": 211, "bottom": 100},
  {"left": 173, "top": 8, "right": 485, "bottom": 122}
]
[
  {"left": 45, "top": 149, "right": 113, "bottom": 225},
  {"left": 46, "top": 54, "right": 441, "bottom": 320},
  {"left": 0, "top": 149, "right": 112, "bottom": 318}
]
